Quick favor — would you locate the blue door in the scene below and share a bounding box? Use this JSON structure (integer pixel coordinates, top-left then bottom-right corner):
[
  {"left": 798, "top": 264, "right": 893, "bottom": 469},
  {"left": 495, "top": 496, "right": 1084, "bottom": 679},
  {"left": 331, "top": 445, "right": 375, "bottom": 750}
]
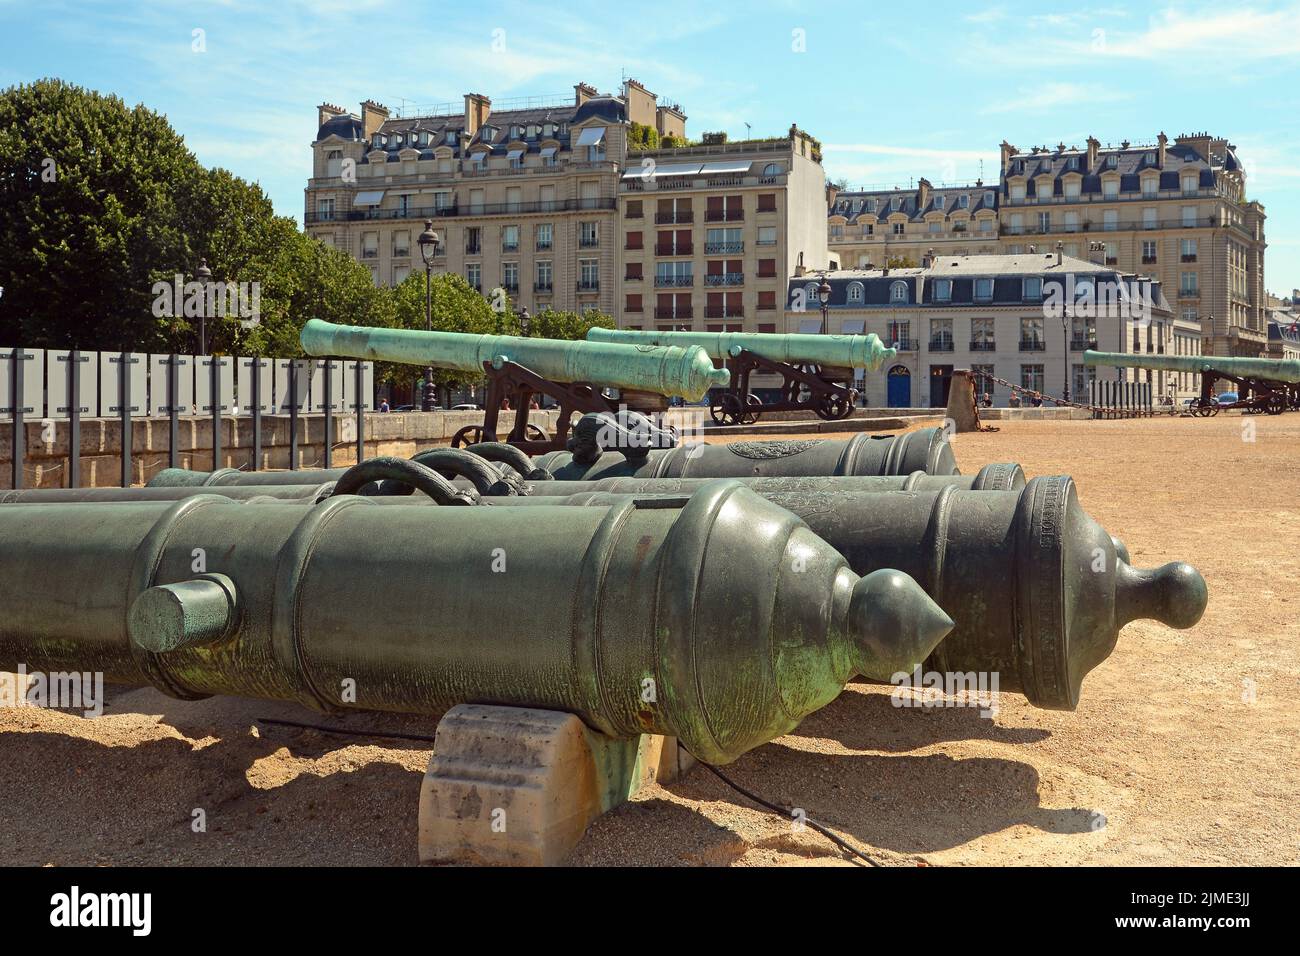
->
[{"left": 887, "top": 366, "right": 911, "bottom": 408}]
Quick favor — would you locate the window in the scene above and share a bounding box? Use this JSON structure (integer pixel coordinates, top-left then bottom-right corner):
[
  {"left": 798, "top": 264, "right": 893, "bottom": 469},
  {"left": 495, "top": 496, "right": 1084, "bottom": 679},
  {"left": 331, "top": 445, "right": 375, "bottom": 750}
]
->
[
  {"left": 392, "top": 264, "right": 410, "bottom": 285},
  {"left": 757, "top": 258, "right": 777, "bottom": 277},
  {"left": 657, "top": 261, "right": 693, "bottom": 287},
  {"left": 984, "top": 191, "right": 995, "bottom": 207},
  {"left": 1143, "top": 177, "right": 1158, "bottom": 198},
  {"left": 1038, "top": 212, "right": 1051, "bottom": 232},
  {"left": 502, "top": 225, "right": 519, "bottom": 252},
  {"left": 866, "top": 199, "right": 878, "bottom": 213},
  {"left": 626, "top": 200, "right": 642, "bottom": 219},
  {"left": 890, "top": 196, "right": 901, "bottom": 212},
  {"left": 502, "top": 262, "right": 519, "bottom": 292},
  {"left": 626, "top": 230, "right": 643, "bottom": 250},
  {"left": 892, "top": 222, "right": 905, "bottom": 235},
  {"left": 1103, "top": 210, "right": 1118, "bottom": 231},
  {"left": 361, "top": 232, "right": 378, "bottom": 259},
  {"left": 1105, "top": 242, "right": 1118, "bottom": 264},
  {"left": 536, "top": 260, "right": 553, "bottom": 291},
  {"left": 971, "top": 318, "right": 995, "bottom": 350},
  {"left": 972, "top": 364, "right": 996, "bottom": 396},
  {"left": 889, "top": 281, "right": 908, "bottom": 303},
  {"left": 1103, "top": 178, "right": 1119, "bottom": 199},
  {"left": 974, "top": 278, "right": 993, "bottom": 302},
  {"left": 466, "top": 262, "right": 481, "bottom": 291},
  {"left": 1023, "top": 277, "right": 1042, "bottom": 301},
  {"left": 539, "top": 185, "right": 556, "bottom": 212},
  {"left": 1106, "top": 155, "right": 1118, "bottom": 168},
  {"left": 762, "top": 162, "right": 782, "bottom": 176},
  {"left": 1143, "top": 207, "right": 1158, "bottom": 230},
  {"left": 1020, "top": 319, "right": 1044, "bottom": 352},
  {"left": 1182, "top": 175, "right": 1198, "bottom": 196},
  {"left": 958, "top": 195, "right": 969, "bottom": 209},
  {"left": 1064, "top": 180, "right": 1081, "bottom": 199},
  {"left": 1009, "top": 214, "right": 1024, "bottom": 234},
  {"left": 928, "top": 221, "right": 941, "bottom": 233},
  {"left": 1181, "top": 238, "right": 1198, "bottom": 262},
  {"left": 393, "top": 230, "right": 410, "bottom": 257},
  {"left": 580, "top": 222, "right": 599, "bottom": 247},
  {"left": 758, "top": 291, "right": 777, "bottom": 310},
  {"left": 933, "top": 279, "right": 952, "bottom": 302},
  {"left": 1180, "top": 271, "right": 1198, "bottom": 294},
  {"left": 847, "top": 281, "right": 864, "bottom": 303},
  {"left": 316, "top": 198, "right": 335, "bottom": 221},
  {"left": 1064, "top": 211, "right": 1080, "bottom": 233},
  {"left": 1010, "top": 183, "right": 1026, "bottom": 201},
  {"left": 863, "top": 223, "right": 874, "bottom": 236},
  {"left": 758, "top": 193, "right": 777, "bottom": 212},
  {"left": 1021, "top": 364, "right": 1045, "bottom": 392},
  {"left": 758, "top": 226, "right": 777, "bottom": 246},
  {"left": 1142, "top": 240, "right": 1157, "bottom": 263},
  {"left": 1066, "top": 157, "right": 1079, "bottom": 170},
  {"left": 930, "top": 317, "right": 953, "bottom": 350},
  {"left": 979, "top": 218, "right": 993, "bottom": 233},
  {"left": 536, "top": 223, "right": 553, "bottom": 251},
  {"left": 934, "top": 196, "right": 945, "bottom": 210},
  {"left": 626, "top": 293, "right": 642, "bottom": 313},
  {"left": 1182, "top": 206, "right": 1197, "bottom": 227},
  {"left": 579, "top": 259, "right": 599, "bottom": 290}
]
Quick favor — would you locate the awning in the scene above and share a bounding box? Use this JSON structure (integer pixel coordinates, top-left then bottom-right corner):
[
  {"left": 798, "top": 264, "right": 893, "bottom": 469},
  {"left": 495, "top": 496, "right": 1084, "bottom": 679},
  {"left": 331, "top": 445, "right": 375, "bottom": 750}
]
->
[
  {"left": 539, "top": 145, "right": 558, "bottom": 158},
  {"left": 698, "top": 160, "right": 752, "bottom": 175},
  {"left": 467, "top": 151, "right": 487, "bottom": 163},
  {"left": 574, "top": 126, "right": 606, "bottom": 147},
  {"left": 798, "top": 319, "right": 823, "bottom": 334},
  {"left": 352, "top": 190, "right": 385, "bottom": 206},
  {"left": 506, "top": 147, "right": 524, "bottom": 160},
  {"left": 841, "top": 320, "right": 866, "bottom": 334}
]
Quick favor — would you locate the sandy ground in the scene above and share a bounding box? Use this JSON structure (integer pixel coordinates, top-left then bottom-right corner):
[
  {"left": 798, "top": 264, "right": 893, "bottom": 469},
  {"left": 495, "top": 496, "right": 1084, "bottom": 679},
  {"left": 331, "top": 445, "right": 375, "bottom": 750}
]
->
[{"left": 1, "top": 415, "right": 1297, "bottom": 866}]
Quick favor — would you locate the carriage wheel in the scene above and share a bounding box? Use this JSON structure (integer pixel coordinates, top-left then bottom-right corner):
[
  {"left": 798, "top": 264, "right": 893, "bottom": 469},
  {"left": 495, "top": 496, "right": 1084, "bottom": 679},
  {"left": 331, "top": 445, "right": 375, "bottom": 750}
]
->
[
  {"left": 525, "top": 423, "right": 550, "bottom": 441},
  {"left": 1192, "top": 399, "right": 1216, "bottom": 418},
  {"left": 741, "top": 394, "right": 763, "bottom": 425},
  {"left": 710, "top": 392, "right": 747, "bottom": 426},
  {"left": 1266, "top": 394, "right": 1287, "bottom": 416},
  {"left": 814, "top": 392, "right": 853, "bottom": 422},
  {"left": 450, "top": 425, "right": 486, "bottom": 447}
]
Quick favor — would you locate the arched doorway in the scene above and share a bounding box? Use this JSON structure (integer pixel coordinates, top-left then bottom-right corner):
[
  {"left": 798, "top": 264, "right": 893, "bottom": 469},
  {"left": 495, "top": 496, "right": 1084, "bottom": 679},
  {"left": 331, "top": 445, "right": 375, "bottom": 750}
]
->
[{"left": 887, "top": 365, "right": 912, "bottom": 408}]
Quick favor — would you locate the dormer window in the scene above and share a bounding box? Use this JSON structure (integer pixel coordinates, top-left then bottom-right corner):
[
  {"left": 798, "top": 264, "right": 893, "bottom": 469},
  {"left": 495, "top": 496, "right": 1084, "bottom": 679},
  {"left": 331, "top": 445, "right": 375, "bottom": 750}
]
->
[
  {"left": 445, "top": 130, "right": 456, "bottom": 145},
  {"left": 934, "top": 196, "right": 945, "bottom": 210},
  {"left": 1107, "top": 155, "right": 1118, "bottom": 168},
  {"left": 933, "top": 279, "right": 952, "bottom": 302},
  {"left": 371, "top": 134, "right": 384, "bottom": 149},
  {"left": 1066, "top": 157, "right": 1078, "bottom": 170},
  {"left": 392, "top": 133, "right": 403, "bottom": 148},
  {"left": 866, "top": 199, "right": 878, "bottom": 213},
  {"left": 890, "top": 280, "right": 908, "bottom": 303},
  {"left": 763, "top": 162, "right": 783, "bottom": 176},
  {"left": 958, "top": 195, "right": 969, "bottom": 209},
  {"left": 846, "top": 281, "right": 864, "bottom": 303},
  {"left": 984, "top": 191, "right": 995, "bottom": 207},
  {"left": 1145, "top": 152, "right": 1155, "bottom": 164},
  {"left": 890, "top": 197, "right": 900, "bottom": 212}
]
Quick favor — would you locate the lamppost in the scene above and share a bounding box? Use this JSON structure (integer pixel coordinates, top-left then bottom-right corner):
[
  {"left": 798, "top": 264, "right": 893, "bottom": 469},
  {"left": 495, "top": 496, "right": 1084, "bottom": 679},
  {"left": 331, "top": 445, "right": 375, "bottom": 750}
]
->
[
  {"left": 1058, "top": 242, "right": 1070, "bottom": 402},
  {"left": 817, "top": 274, "right": 831, "bottom": 334},
  {"left": 195, "top": 258, "right": 212, "bottom": 355},
  {"left": 417, "top": 220, "right": 442, "bottom": 412},
  {"left": 519, "top": 306, "right": 531, "bottom": 337}
]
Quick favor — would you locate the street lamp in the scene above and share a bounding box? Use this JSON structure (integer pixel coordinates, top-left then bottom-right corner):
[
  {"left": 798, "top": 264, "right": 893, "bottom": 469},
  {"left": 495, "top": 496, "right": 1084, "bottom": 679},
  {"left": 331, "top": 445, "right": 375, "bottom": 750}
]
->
[
  {"left": 195, "top": 258, "right": 212, "bottom": 355},
  {"left": 519, "top": 306, "right": 531, "bottom": 337},
  {"left": 1058, "top": 242, "right": 1070, "bottom": 403},
  {"left": 417, "top": 220, "right": 442, "bottom": 411},
  {"left": 817, "top": 275, "right": 832, "bottom": 335}
]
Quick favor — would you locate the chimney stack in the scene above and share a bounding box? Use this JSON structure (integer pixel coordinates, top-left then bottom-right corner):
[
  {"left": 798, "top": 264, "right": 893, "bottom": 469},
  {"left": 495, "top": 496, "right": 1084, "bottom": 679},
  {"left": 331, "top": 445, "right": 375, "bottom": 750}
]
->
[
  {"left": 574, "top": 82, "right": 597, "bottom": 106},
  {"left": 360, "top": 99, "right": 389, "bottom": 139},
  {"left": 1085, "top": 136, "right": 1100, "bottom": 172},
  {"left": 317, "top": 102, "right": 346, "bottom": 129},
  {"left": 999, "top": 141, "right": 1017, "bottom": 175},
  {"left": 1157, "top": 131, "right": 1168, "bottom": 167},
  {"left": 463, "top": 93, "right": 491, "bottom": 139}
]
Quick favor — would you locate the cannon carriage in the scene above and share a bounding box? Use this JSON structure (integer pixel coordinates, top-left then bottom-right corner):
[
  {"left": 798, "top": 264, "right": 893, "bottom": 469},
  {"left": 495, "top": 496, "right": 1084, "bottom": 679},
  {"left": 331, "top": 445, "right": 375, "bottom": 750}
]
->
[{"left": 585, "top": 328, "right": 894, "bottom": 426}]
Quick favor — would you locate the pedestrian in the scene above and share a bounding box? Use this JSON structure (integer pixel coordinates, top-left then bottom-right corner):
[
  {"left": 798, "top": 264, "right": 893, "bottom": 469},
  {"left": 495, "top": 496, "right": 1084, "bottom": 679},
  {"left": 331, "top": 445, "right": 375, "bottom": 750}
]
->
[{"left": 379, "top": 398, "right": 390, "bottom": 413}]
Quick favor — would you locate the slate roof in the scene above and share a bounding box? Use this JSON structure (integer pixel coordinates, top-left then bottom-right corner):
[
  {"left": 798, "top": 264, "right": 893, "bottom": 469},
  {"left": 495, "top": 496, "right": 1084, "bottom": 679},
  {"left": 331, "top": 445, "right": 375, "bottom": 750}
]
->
[{"left": 830, "top": 184, "right": 998, "bottom": 223}]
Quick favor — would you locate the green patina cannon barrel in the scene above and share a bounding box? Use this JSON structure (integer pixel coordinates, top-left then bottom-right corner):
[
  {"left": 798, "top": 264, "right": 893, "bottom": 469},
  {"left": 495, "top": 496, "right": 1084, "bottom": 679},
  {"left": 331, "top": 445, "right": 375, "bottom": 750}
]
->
[
  {"left": 300, "top": 318, "right": 730, "bottom": 401},
  {"left": 1, "top": 483, "right": 337, "bottom": 504},
  {"left": 587, "top": 328, "right": 897, "bottom": 370},
  {"left": 0, "top": 482, "right": 951, "bottom": 764},
  {"left": 533, "top": 427, "right": 958, "bottom": 480},
  {"left": 1084, "top": 349, "right": 1300, "bottom": 383},
  {"left": 430, "top": 476, "right": 1207, "bottom": 710}
]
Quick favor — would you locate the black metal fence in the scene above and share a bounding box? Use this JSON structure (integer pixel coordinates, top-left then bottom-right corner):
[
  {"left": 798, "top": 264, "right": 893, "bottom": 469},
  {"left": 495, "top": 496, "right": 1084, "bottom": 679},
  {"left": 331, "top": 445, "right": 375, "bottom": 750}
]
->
[
  {"left": 1, "top": 348, "right": 374, "bottom": 489},
  {"left": 1088, "top": 378, "right": 1153, "bottom": 419}
]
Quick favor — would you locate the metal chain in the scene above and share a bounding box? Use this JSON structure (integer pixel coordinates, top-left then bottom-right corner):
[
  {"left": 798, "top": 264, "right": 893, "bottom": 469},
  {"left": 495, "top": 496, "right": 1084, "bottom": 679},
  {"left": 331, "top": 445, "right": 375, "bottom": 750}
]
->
[{"left": 975, "top": 372, "right": 1151, "bottom": 417}]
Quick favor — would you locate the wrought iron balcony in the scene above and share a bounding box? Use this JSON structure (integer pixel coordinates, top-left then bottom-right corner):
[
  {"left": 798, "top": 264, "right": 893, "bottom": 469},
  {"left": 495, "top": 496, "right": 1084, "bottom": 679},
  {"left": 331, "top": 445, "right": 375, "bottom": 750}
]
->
[
  {"left": 704, "top": 273, "right": 744, "bottom": 287},
  {"left": 705, "top": 241, "right": 744, "bottom": 255},
  {"left": 654, "top": 244, "right": 693, "bottom": 256},
  {"left": 705, "top": 210, "right": 744, "bottom": 222},
  {"left": 577, "top": 279, "right": 600, "bottom": 292},
  {"left": 1019, "top": 338, "right": 1046, "bottom": 351},
  {"left": 1070, "top": 335, "right": 1098, "bottom": 350},
  {"left": 655, "top": 212, "right": 693, "bottom": 224},
  {"left": 655, "top": 275, "right": 694, "bottom": 288},
  {"left": 892, "top": 338, "right": 918, "bottom": 351},
  {"left": 969, "top": 340, "right": 996, "bottom": 352},
  {"left": 654, "top": 307, "right": 692, "bottom": 319},
  {"left": 928, "top": 338, "right": 954, "bottom": 352}
]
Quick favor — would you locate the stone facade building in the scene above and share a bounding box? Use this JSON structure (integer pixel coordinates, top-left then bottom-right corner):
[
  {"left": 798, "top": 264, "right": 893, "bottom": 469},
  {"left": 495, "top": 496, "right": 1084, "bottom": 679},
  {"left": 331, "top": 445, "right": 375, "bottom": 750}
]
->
[{"left": 827, "top": 132, "right": 1267, "bottom": 360}]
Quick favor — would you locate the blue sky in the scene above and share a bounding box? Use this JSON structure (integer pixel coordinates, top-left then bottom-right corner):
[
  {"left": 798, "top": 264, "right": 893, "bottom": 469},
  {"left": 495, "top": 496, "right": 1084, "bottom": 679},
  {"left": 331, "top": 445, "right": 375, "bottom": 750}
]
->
[{"left": 3, "top": 0, "right": 1299, "bottom": 294}]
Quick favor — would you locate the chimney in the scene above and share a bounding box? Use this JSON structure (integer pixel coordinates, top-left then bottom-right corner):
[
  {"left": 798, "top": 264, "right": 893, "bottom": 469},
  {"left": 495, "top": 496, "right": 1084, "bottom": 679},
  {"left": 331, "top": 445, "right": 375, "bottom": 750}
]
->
[
  {"left": 1085, "top": 136, "right": 1100, "bottom": 173},
  {"left": 360, "top": 99, "right": 389, "bottom": 140},
  {"left": 1157, "top": 131, "right": 1168, "bottom": 167},
  {"left": 317, "top": 102, "right": 346, "bottom": 129},
  {"left": 463, "top": 93, "right": 491, "bottom": 140},
  {"left": 826, "top": 181, "right": 840, "bottom": 209},
  {"left": 999, "top": 141, "right": 1017, "bottom": 175},
  {"left": 574, "top": 82, "right": 597, "bottom": 106},
  {"left": 917, "top": 177, "right": 932, "bottom": 211},
  {"left": 1056, "top": 241, "right": 1063, "bottom": 266},
  {"left": 1177, "top": 131, "right": 1214, "bottom": 164}
]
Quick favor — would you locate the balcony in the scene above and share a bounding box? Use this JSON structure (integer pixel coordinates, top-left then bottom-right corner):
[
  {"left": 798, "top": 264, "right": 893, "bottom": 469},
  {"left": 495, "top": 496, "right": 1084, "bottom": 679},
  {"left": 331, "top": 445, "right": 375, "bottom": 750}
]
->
[
  {"left": 361, "top": 249, "right": 378, "bottom": 259},
  {"left": 392, "top": 247, "right": 410, "bottom": 258},
  {"left": 502, "top": 281, "right": 520, "bottom": 294},
  {"left": 892, "top": 338, "right": 918, "bottom": 351},
  {"left": 655, "top": 275, "right": 694, "bottom": 288},
  {"left": 705, "top": 241, "right": 744, "bottom": 255},
  {"left": 655, "top": 307, "right": 693, "bottom": 319},
  {"left": 704, "top": 272, "right": 744, "bottom": 287},
  {"left": 624, "top": 243, "right": 644, "bottom": 251},
  {"left": 758, "top": 203, "right": 777, "bottom": 214},
  {"left": 655, "top": 212, "right": 693, "bottom": 224},
  {"left": 624, "top": 272, "right": 642, "bottom": 281},
  {"left": 534, "top": 281, "right": 553, "bottom": 293},
  {"left": 502, "top": 242, "right": 519, "bottom": 253},
  {"left": 1181, "top": 254, "right": 1198, "bottom": 263},
  {"left": 705, "top": 210, "right": 744, "bottom": 222},
  {"left": 1070, "top": 335, "right": 1098, "bottom": 350},
  {"left": 704, "top": 306, "right": 745, "bottom": 319},
  {"left": 1179, "top": 288, "right": 1200, "bottom": 299},
  {"left": 625, "top": 209, "right": 643, "bottom": 219},
  {"left": 466, "top": 243, "right": 482, "bottom": 255},
  {"left": 577, "top": 279, "right": 600, "bottom": 292},
  {"left": 654, "top": 243, "right": 693, "bottom": 256},
  {"left": 929, "top": 338, "right": 954, "bottom": 352},
  {"left": 1141, "top": 255, "right": 1157, "bottom": 264},
  {"left": 536, "top": 241, "right": 553, "bottom": 252},
  {"left": 1019, "top": 338, "right": 1046, "bottom": 352},
  {"left": 302, "top": 197, "right": 616, "bottom": 225},
  {"left": 969, "top": 340, "right": 996, "bottom": 352},
  {"left": 579, "top": 237, "right": 599, "bottom": 249}
]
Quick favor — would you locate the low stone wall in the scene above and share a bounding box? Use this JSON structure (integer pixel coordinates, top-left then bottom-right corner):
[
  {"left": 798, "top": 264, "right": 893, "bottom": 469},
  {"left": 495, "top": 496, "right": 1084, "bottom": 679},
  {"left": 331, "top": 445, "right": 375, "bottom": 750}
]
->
[{"left": 0, "top": 410, "right": 560, "bottom": 489}]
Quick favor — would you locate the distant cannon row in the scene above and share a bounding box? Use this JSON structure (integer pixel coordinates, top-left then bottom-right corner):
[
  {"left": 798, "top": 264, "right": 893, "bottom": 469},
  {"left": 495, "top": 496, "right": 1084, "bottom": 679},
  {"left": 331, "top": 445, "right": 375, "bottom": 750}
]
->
[{"left": 1086, "top": 349, "right": 1300, "bottom": 417}]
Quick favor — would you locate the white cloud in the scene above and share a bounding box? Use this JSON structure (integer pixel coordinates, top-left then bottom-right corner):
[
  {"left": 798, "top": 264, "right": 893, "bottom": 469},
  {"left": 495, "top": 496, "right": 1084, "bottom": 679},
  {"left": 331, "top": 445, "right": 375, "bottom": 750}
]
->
[{"left": 980, "top": 82, "right": 1128, "bottom": 115}]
